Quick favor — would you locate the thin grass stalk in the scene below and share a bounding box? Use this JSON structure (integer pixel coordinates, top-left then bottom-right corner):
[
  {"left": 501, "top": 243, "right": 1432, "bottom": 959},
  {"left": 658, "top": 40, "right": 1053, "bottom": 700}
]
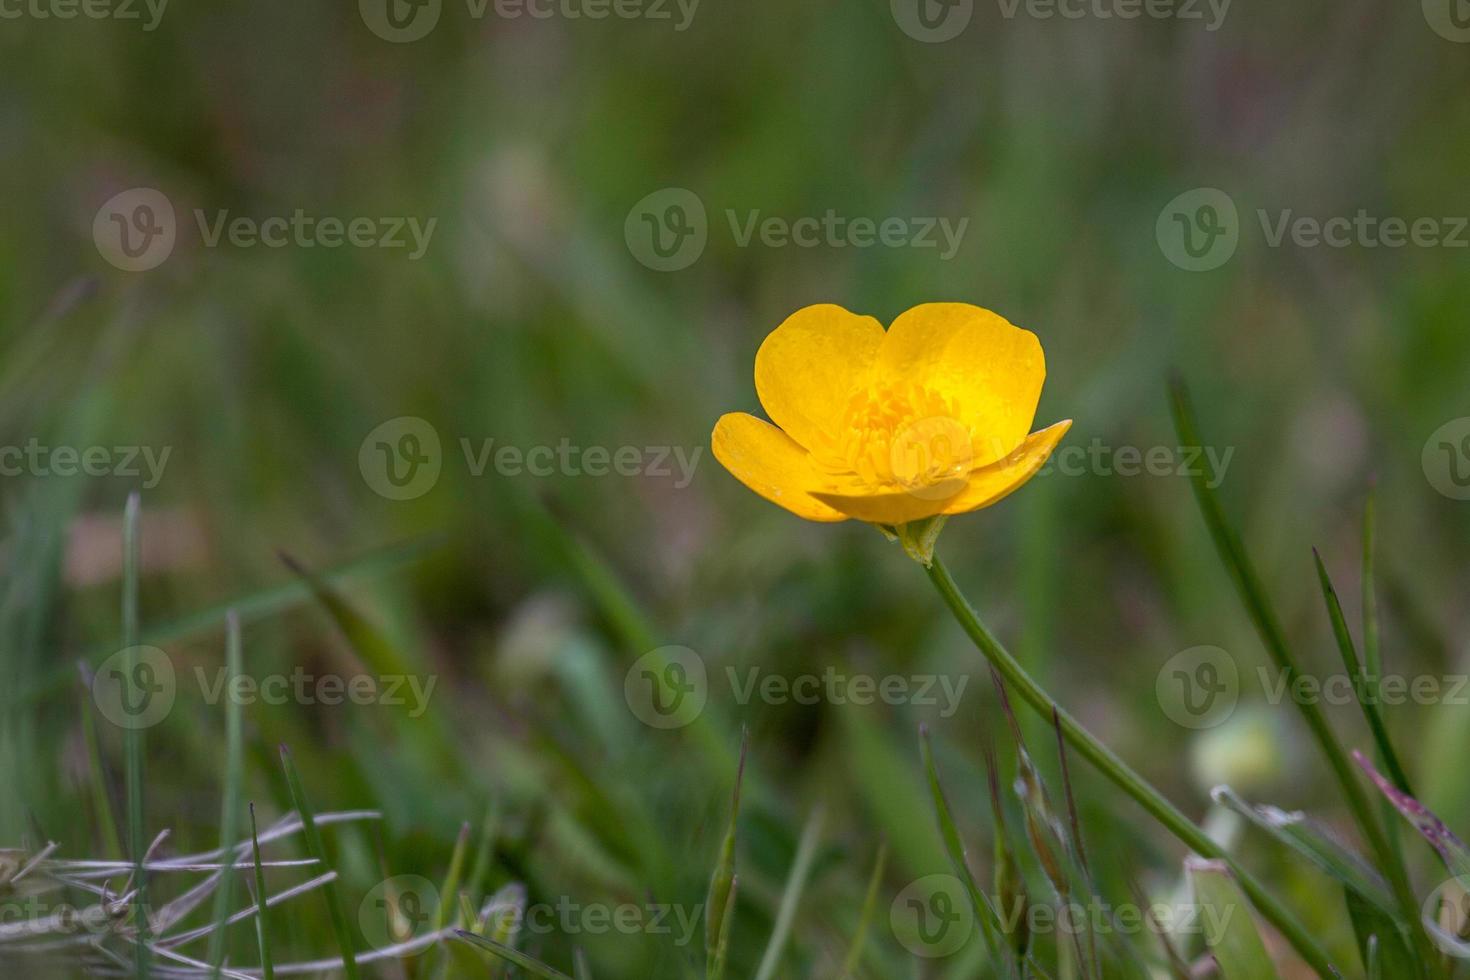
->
[
  {"left": 922, "top": 554, "right": 1335, "bottom": 977},
  {"left": 1169, "top": 382, "right": 1424, "bottom": 965},
  {"left": 248, "top": 804, "right": 274, "bottom": 980},
  {"left": 278, "top": 746, "right": 360, "bottom": 980},
  {"left": 122, "top": 492, "right": 149, "bottom": 979},
  {"left": 208, "top": 611, "right": 245, "bottom": 977}
]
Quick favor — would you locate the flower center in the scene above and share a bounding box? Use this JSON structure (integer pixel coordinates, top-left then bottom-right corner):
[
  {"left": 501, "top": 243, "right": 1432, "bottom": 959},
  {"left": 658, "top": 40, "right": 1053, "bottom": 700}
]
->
[{"left": 816, "top": 385, "right": 975, "bottom": 494}]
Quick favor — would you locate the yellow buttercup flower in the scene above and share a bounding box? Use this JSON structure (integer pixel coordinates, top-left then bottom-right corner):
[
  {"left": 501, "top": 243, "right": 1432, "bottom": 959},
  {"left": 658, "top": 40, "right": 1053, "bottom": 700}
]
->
[{"left": 712, "top": 303, "right": 1071, "bottom": 525}]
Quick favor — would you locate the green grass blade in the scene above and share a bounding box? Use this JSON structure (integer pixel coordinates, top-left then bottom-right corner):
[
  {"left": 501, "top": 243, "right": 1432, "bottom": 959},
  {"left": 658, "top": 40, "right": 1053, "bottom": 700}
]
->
[
  {"left": 1168, "top": 379, "right": 1422, "bottom": 955},
  {"left": 434, "top": 821, "right": 471, "bottom": 932},
  {"left": 529, "top": 497, "right": 734, "bottom": 776},
  {"left": 208, "top": 611, "right": 246, "bottom": 978},
  {"left": 1186, "top": 858, "right": 1280, "bottom": 980},
  {"left": 278, "top": 552, "right": 418, "bottom": 679},
  {"left": 983, "top": 738, "right": 1030, "bottom": 962},
  {"left": 77, "top": 665, "right": 123, "bottom": 860},
  {"left": 840, "top": 842, "right": 886, "bottom": 979},
  {"left": 465, "top": 803, "right": 501, "bottom": 903},
  {"left": 708, "top": 875, "right": 738, "bottom": 980},
  {"left": 1346, "top": 889, "right": 1415, "bottom": 979},
  {"left": 1356, "top": 751, "right": 1470, "bottom": 879},
  {"left": 1363, "top": 488, "right": 1411, "bottom": 883},
  {"left": 919, "top": 725, "right": 1005, "bottom": 966},
  {"left": 1211, "top": 786, "right": 1395, "bottom": 916},
  {"left": 454, "top": 929, "right": 574, "bottom": 979},
  {"left": 1362, "top": 487, "right": 1383, "bottom": 685},
  {"left": 752, "top": 805, "right": 824, "bottom": 980},
  {"left": 122, "top": 491, "right": 150, "bottom": 979},
  {"left": 705, "top": 729, "right": 747, "bottom": 980},
  {"left": 278, "top": 744, "right": 360, "bottom": 980},
  {"left": 994, "top": 682, "right": 1088, "bottom": 978},
  {"left": 1312, "top": 550, "right": 1413, "bottom": 795},
  {"left": 1051, "top": 707, "right": 1099, "bottom": 979},
  {"left": 14, "top": 534, "right": 442, "bottom": 708},
  {"left": 923, "top": 554, "right": 1336, "bottom": 976},
  {"left": 248, "top": 803, "right": 274, "bottom": 980}
]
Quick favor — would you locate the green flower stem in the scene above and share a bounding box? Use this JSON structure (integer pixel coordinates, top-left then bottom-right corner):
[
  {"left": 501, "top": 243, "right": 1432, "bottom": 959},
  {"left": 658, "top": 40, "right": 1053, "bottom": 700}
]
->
[{"left": 923, "top": 554, "right": 1336, "bottom": 978}]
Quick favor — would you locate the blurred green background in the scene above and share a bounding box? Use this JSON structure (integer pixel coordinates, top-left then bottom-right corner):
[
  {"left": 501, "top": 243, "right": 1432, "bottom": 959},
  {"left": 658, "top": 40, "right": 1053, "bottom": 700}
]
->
[{"left": 3, "top": 0, "right": 1470, "bottom": 976}]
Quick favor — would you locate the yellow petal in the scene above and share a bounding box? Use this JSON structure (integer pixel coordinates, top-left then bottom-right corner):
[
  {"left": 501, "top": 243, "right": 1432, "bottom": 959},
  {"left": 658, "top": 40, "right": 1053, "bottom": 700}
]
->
[
  {"left": 711, "top": 413, "right": 850, "bottom": 522},
  {"left": 810, "top": 420, "right": 1071, "bottom": 525},
  {"left": 755, "top": 304, "right": 885, "bottom": 454},
  {"left": 940, "top": 418, "right": 1072, "bottom": 515},
  {"left": 875, "top": 303, "right": 1045, "bottom": 467}
]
